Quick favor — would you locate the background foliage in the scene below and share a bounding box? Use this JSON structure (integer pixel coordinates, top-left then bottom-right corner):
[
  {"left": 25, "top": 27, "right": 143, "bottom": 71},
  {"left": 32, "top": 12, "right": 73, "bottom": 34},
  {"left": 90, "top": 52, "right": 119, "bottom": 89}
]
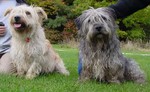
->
[{"left": 27, "top": 0, "right": 150, "bottom": 43}]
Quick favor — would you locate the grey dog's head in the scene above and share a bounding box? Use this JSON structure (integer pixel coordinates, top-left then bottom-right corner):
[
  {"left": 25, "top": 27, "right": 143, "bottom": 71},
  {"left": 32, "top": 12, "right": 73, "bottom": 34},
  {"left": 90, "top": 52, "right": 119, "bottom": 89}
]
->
[{"left": 75, "top": 7, "right": 116, "bottom": 42}]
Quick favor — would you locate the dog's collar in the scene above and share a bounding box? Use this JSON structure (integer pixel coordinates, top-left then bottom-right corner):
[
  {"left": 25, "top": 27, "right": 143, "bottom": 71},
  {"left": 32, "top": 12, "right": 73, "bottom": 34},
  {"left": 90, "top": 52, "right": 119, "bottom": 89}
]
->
[{"left": 25, "top": 37, "right": 30, "bottom": 43}]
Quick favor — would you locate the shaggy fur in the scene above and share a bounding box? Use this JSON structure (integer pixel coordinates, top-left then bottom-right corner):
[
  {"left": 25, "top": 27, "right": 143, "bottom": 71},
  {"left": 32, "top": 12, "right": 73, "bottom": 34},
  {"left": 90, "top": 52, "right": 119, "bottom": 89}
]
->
[
  {"left": 75, "top": 7, "right": 145, "bottom": 84},
  {"left": 4, "top": 5, "right": 69, "bottom": 79}
]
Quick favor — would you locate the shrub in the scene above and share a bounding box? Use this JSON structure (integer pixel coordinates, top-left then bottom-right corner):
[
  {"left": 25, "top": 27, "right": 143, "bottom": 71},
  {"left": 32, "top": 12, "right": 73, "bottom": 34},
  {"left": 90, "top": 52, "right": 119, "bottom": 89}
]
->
[
  {"left": 127, "top": 28, "right": 146, "bottom": 40},
  {"left": 26, "top": 0, "right": 150, "bottom": 43},
  {"left": 44, "top": 16, "right": 67, "bottom": 30},
  {"left": 63, "top": 20, "right": 78, "bottom": 41},
  {"left": 45, "top": 29, "right": 63, "bottom": 44},
  {"left": 117, "top": 29, "right": 128, "bottom": 41}
]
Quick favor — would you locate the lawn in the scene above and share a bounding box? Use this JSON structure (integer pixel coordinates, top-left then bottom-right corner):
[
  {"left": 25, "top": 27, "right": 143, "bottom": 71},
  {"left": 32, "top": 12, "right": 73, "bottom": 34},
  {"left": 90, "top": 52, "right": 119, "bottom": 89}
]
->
[{"left": 0, "top": 44, "right": 150, "bottom": 92}]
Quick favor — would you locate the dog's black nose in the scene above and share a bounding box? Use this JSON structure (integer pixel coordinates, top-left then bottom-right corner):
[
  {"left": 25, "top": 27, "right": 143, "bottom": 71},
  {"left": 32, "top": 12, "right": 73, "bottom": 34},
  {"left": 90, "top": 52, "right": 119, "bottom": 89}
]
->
[
  {"left": 95, "top": 25, "right": 103, "bottom": 32},
  {"left": 14, "top": 16, "right": 21, "bottom": 22},
  {"left": 95, "top": 26, "right": 102, "bottom": 31}
]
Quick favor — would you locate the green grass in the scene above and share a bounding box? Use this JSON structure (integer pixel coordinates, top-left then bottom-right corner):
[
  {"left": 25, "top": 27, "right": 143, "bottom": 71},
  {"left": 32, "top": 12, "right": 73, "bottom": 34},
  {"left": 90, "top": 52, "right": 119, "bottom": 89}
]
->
[{"left": 0, "top": 44, "right": 150, "bottom": 92}]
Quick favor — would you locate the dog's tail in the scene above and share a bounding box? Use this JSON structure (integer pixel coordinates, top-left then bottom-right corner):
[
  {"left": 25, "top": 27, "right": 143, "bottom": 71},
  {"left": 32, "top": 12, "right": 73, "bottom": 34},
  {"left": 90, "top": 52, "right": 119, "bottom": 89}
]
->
[{"left": 124, "top": 58, "right": 146, "bottom": 84}]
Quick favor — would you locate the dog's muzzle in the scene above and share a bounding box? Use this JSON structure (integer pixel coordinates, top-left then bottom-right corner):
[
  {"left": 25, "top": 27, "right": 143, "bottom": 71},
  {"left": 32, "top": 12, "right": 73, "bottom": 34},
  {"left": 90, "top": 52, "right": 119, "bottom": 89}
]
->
[
  {"left": 93, "top": 24, "right": 104, "bottom": 36},
  {"left": 12, "top": 16, "right": 27, "bottom": 30},
  {"left": 94, "top": 24, "right": 103, "bottom": 33},
  {"left": 90, "top": 23, "right": 109, "bottom": 40}
]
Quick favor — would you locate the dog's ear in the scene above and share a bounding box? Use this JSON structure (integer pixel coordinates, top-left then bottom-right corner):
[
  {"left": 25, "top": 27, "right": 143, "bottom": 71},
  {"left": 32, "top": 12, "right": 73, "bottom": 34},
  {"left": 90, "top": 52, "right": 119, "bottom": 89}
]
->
[
  {"left": 74, "top": 11, "right": 88, "bottom": 30},
  {"left": 34, "top": 7, "right": 47, "bottom": 23},
  {"left": 4, "top": 8, "right": 12, "bottom": 16},
  {"left": 74, "top": 17, "right": 82, "bottom": 30}
]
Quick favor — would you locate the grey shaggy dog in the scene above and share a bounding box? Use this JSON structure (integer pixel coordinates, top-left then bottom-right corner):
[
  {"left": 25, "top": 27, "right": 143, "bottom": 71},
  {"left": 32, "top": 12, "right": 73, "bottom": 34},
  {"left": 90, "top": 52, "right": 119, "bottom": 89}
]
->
[{"left": 75, "top": 7, "right": 145, "bottom": 84}]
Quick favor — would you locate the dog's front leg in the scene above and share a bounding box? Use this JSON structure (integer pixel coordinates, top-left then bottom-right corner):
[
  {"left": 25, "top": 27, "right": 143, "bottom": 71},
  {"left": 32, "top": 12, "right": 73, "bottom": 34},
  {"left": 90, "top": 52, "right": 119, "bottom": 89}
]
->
[
  {"left": 79, "top": 66, "right": 92, "bottom": 82},
  {"left": 17, "top": 67, "right": 26, "bottom": 77},
  {"left": 13, "top": 62, "right": 26, "bottom": 77},
  {"left": 55, "top": 59, "right": 70, "bottom": 75},
  {"left": 26, "top": 62, "right": 42, "bottom": 79}
]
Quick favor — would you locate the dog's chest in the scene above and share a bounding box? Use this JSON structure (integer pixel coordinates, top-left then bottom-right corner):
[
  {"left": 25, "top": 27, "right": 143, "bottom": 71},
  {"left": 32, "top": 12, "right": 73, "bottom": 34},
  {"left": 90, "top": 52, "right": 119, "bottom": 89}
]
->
[
  {"left": 82, "top": 45, "right": 114, "bottom": 67},
  {"left": 11, "top": 41, "right": 44, "bottom": 63}
]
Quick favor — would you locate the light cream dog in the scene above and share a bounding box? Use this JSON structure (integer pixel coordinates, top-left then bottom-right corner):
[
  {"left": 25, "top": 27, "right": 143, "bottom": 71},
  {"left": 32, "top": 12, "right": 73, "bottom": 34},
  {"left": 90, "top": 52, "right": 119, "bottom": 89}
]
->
[{"left": 3, "top": 5, "right": 69, "bottom": 79}]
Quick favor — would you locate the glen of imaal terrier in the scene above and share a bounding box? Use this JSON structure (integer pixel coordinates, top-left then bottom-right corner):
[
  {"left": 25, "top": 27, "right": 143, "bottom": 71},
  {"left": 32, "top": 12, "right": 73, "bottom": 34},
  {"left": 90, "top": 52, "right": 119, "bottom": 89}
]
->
[
  {"left": 75, "top": 7, "right": 145, "bottom": 84},
  {"left": 4, "top": 5, "right": 69, "bottom": 79}
]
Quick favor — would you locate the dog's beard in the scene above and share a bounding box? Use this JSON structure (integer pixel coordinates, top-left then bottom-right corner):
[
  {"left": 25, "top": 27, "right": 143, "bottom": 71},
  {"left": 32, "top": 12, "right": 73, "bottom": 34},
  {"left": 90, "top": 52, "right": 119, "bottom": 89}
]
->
[
  {"left": 86, "top": 25, "right": 110, "bottom": 42},
  {"left": 11, "top": 21, "right": 31, "bottom": 33}
]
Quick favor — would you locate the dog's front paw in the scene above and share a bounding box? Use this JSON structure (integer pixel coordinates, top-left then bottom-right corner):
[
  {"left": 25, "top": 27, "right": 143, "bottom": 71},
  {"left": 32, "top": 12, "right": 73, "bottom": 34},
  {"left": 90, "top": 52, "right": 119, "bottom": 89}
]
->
[
  {"left": 78, "top": 76, "right": 91, "bottom": 83},
  {"left": 63, "top": 70, "right": 70, "bottom": 76},
  {"left": 58, "top": 69, "right": 70, "bottom": 76},
  {"left": 16, "top": 71, "right": 25, "bottom": 77},
  {"left": 26, "top": 73, "right": 37, "bottom": 79},
  {"left": 108, "top": 80, "right": 121, "bottom": 84}
]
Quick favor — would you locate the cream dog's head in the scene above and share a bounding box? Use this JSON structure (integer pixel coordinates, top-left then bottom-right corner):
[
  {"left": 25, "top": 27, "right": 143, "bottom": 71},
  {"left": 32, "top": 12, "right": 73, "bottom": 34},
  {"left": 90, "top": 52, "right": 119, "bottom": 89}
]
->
[{"left": 5, "top": 5, "right": 47, "bottom": 34}]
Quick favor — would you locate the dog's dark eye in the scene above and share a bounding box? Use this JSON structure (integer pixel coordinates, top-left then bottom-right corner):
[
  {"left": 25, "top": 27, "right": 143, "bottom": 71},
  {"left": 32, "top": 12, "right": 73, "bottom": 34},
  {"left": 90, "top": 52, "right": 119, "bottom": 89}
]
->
[
  {"left": 101, "top": 15, "right": 107, "bottom": 21},
  {"left": 88, "top": 19, "right": 91, "bottom": 23},
  {"left": 26, "top": 11, "right": 31, "bottom": 15}
]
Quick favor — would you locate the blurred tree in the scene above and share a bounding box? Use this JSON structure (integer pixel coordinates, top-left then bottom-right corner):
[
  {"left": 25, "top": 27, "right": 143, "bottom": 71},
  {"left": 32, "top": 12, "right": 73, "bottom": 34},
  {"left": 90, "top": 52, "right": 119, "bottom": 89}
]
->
[
  {"left": 62, "top": 0, "right": 74, "bottom": 5},
  {"left": 26, "top": 0, "right": 150, "bottom": 43},
  {"left": 27, "top": 0, "right": 71, "bottom": 30}
]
